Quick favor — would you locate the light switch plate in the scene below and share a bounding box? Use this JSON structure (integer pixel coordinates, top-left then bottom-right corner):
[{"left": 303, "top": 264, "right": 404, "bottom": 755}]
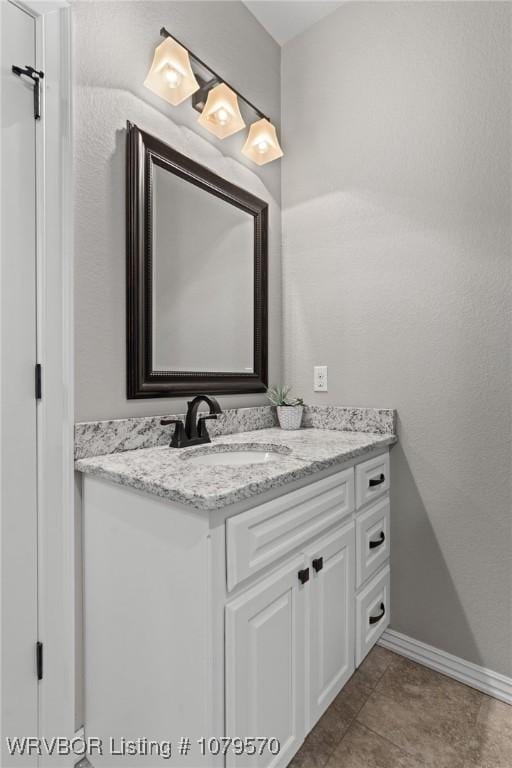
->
[{"left": 314, "top": 365, "right": 328, "bottom": 392}]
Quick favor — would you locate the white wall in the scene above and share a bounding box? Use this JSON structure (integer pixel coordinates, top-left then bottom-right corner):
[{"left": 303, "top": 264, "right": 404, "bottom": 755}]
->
[
  {"left": 74, "top": 0, "right": 281, "bottom": 421},
  {"left": 282, "top": 1, "right": 512, "bottom": 676}
]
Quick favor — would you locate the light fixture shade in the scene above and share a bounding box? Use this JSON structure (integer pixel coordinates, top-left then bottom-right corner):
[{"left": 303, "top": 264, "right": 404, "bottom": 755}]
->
[
  {"left": 241, "top": 118, "right": 283, "bottom": 165},
  {"left": 144, "top": 37, "right": 199, "bottom": 106},
  {"left": 197, "top": 83, "right": 246, "bottom": 139}
]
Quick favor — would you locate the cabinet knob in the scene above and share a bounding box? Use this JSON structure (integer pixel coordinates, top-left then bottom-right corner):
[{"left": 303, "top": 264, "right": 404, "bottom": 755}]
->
[
  {"left": 369, "top": 473, "right": 385, "bottom": 488},
  {"left": 369, "top": 602, "right": 386, "bottom": 625},
  {"left": 312, "top": 557, "right": 323, "bottom": 573},
  {"left": 298, "top": 568, "right": 310, "bottom": 585},
  {"left": 369, "top": 531, "right": 385, "bottom": 550}
]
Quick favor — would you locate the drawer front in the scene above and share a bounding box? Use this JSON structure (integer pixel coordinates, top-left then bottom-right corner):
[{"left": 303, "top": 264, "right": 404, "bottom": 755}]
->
[
  {"left": 355, "top": 564, "right": 390, "bottom": 666},
  {"left": 356, "top": 497, "right": 390, "bottom": 588},
  {"left": 226, "top": 469, "right": 354, "bottom": 591},
  {"left": 355, "top": 452, "right": 390, "bottom": 508}
]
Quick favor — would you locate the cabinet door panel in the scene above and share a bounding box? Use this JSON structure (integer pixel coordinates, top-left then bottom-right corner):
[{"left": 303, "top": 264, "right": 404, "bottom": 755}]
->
[
  {"left": 225, "top": 556, "right": 306, "bottom": 768},
  {"left": 307, "top": 523, "right": 355, "bottom": 727}
]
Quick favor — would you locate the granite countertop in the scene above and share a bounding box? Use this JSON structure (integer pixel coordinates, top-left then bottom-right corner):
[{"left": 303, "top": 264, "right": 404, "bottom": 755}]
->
[{"left": 75, "top": 426, "right": 396, "bottom": 511}]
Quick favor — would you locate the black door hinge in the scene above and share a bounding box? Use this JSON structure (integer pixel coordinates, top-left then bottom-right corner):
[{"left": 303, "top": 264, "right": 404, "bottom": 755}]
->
[
  {"left": 35, "top": 363, "right": 42, "bottom": 400},
  {"left": 36, "top": 642, "right": 43, "bottom": 681},
  {"left": 12, "top": 65, "right": 44, "bottom": 120}
]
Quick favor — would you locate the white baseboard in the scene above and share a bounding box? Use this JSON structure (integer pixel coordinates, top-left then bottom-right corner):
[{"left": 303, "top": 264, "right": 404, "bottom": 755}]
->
[{"left": 378, "top": 629, "right": 512, "bottom": 705}]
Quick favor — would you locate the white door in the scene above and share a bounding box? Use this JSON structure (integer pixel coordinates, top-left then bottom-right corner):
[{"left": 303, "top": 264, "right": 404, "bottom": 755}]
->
[
  {"left": 225, "top": 556, "right": 307, "bottom": 768},
  {"left": 306, "top": 523, "right": 355, "bottom": 728},
  {"left": 1, "top": 2, "right": 39, "bottom": 764}
]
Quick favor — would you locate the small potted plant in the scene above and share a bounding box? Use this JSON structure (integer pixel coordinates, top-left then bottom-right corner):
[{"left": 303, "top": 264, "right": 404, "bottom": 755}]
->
[{"left": 266, "top": 386, "right": 304, "bottom": 430}]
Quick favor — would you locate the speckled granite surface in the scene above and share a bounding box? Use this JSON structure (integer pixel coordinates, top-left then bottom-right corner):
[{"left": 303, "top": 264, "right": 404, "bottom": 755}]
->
[
  {"left": 302, "top": 406, "right": 395, "bottom": 434},
  {"left": 74, "top": 406, "right": 277, "bottom": 460},
  {"left": 74, "top": 405, "right": 395, "bottom": 460},
  {"left": 75, "top": 427, "right": 396, "bottom": 511}
]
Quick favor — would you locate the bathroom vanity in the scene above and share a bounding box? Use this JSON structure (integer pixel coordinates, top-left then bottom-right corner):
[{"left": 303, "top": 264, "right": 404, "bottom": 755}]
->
[{"left": 77, "top": 423, "right": 394, "bottom": 767}]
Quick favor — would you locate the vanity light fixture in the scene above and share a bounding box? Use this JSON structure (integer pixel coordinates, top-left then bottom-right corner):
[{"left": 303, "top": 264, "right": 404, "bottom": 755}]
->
[
  {"left": 242, "top": 118, "right": 284, "bottom": 166},
  {"left": 144, "top": 36, "right": 199, "bottom": 106},
  {"left": 144, "top": 27, "right": 284, "bottom": 164},
  {"left": 197, "top": 83, "right": 245, "bottom": 139}
]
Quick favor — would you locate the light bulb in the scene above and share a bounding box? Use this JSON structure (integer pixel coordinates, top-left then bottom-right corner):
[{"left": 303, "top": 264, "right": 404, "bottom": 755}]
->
[
  {"left": 144, "top": 37, "right": 199, "bottom": 106},
  {"left": 164, "top": 65, "right": 182, "bottom": 89},
  {"left": 213, "top": 107, "right": 230, "bottom": 126},
  {"left": 197, "top": 83, "right": 245, "bottom": 139},
  {"left": 241, "top": 118, "right": 283, "bottom": 165}
]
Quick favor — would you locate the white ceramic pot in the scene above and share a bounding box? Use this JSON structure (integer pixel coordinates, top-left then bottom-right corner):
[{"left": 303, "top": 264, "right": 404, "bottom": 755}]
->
[{"left": 277, "top": 405, "right": 303, "bottom": 430}]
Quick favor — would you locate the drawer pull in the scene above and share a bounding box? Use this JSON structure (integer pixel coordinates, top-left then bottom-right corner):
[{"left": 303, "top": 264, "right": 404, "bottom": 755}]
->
[
  {"left": 312, "top": 557, "right": 323, "bottom": 573},
  {"left": 369, "top": 531, "right": 385, "bottom": 550},
  {"left": 369, "top": 473, "right": 385, "bottom": 488},
  {"left": 298, "top": 568, "right": 310, "bottom": 585},
  {"left": 369, "top": 602, "right": 386, "bottom": 625}
]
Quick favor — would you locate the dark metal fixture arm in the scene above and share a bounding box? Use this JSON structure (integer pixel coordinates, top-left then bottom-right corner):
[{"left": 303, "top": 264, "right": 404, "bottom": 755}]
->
[
  {"left": 160, "top": 395, "right": 222, "bottom": 448},
  {"left": 159, "top": 27, "right": 270, "bottom": 122},
  {"left": 185, "top": 395, "right": 222, "bottom": 440}
]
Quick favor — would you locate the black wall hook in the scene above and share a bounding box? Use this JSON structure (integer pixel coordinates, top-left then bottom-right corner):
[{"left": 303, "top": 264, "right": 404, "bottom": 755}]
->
[{"left": 12, "top": 65, "right": 45, "bottom": 119}]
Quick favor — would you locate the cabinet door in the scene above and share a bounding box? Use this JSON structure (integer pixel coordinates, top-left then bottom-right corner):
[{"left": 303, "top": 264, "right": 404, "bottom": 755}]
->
[
  {"left": 306, "top": 522, "right": 355, "bottom": 728},
  {"left": 225, "top": 556, "right": 307, "bottom": 768}
]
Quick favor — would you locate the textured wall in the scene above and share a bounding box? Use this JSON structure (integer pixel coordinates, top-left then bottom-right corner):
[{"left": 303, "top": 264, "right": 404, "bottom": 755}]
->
[
  {"left": 72, "top": 0, "right": 281, "bottom": 726},
  {"left": 74, "top": 1, "right": 281, "bottom": 421},
  {"left": 282, "top": 1, "right": 512, "bottom": 675}
]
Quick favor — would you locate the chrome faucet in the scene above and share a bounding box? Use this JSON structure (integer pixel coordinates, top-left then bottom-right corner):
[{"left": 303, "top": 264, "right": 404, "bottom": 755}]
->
[{"left": 161, "top": 395, "right": 222, "bottom": 449}]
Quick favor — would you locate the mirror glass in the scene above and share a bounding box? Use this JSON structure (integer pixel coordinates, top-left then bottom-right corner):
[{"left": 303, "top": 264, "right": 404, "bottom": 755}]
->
[{"left": 152, "top": 166, "right": 254, "bottom": 373}]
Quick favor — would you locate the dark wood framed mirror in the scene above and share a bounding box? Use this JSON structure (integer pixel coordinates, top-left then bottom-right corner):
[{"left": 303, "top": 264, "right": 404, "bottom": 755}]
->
[{"left": 126, "top": 122, "right": 268, "bottom": 398}]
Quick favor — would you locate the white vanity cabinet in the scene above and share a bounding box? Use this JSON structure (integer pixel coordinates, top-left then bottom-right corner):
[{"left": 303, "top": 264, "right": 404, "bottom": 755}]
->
[{"left": 82, "top": 448, "right": 391, "bottom": 768}]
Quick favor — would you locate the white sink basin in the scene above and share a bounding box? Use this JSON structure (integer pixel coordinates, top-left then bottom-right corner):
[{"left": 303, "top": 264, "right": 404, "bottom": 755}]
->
[{"left": 184, "top": 448, "right": 289, "bottom": 467}]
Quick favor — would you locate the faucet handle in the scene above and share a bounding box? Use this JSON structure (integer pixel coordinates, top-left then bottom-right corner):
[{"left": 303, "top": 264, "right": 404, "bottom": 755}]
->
[
  {"left": 197, "top": 413, "right": 218, "bottom": 439},
  {"left": 160, "top": 418, "right": 186, "bottom": 448}
]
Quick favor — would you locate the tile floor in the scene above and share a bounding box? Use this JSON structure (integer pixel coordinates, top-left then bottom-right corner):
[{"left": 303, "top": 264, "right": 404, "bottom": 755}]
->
[{"left": 289, "top": 646, "right": 512, "bottom": 768}]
